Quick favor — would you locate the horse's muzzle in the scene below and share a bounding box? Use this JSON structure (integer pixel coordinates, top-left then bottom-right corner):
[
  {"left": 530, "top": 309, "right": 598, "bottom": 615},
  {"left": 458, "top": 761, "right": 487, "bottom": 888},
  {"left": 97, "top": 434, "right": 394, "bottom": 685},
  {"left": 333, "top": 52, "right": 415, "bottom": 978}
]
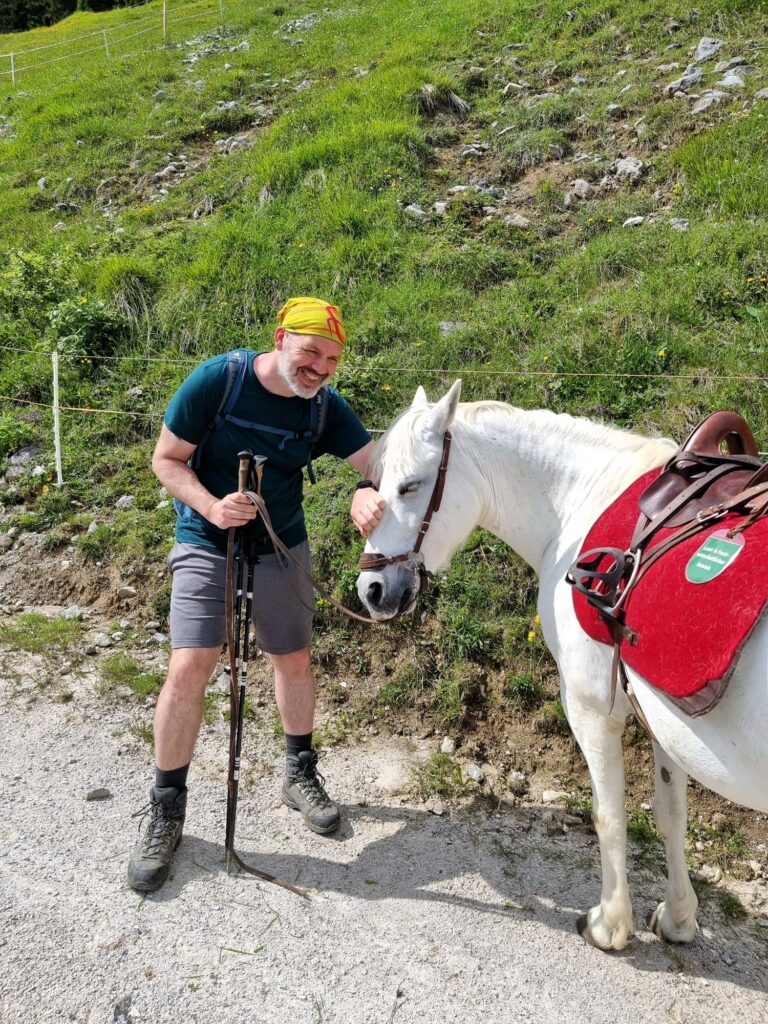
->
[{"left": 357, "top": 562, "right": 421, "bottom": 620}]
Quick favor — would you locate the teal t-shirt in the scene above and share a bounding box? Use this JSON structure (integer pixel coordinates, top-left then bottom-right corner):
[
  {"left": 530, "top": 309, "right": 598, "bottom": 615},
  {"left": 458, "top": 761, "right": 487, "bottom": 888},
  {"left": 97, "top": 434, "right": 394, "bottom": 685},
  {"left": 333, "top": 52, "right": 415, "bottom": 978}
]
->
[{"left": 164, "top": 350, "right": 371, "bottom": 554}]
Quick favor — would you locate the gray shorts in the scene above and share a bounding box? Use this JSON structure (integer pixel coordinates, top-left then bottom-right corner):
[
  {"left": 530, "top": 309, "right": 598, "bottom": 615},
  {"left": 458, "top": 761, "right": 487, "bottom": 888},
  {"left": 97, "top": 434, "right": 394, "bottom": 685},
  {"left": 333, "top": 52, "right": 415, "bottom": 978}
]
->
[{"left": 168, "top": 540, "right": 315, "bottom": 655}]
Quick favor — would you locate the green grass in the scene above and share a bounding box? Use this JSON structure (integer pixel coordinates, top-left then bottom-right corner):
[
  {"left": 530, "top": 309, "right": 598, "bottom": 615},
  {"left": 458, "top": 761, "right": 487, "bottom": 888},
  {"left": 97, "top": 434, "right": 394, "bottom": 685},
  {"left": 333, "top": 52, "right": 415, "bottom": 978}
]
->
[
  {"left": 411, "top": 751, "right": 467, "bottom": 800},
  {"left": 0, "top": 612, "right": 83, "bottom": 654},
  {"left": 99, "top": 651, "right": 164, "bottom": 699},
  {"left": 0, "top": 0, "right": 767, "bottom": 735}
]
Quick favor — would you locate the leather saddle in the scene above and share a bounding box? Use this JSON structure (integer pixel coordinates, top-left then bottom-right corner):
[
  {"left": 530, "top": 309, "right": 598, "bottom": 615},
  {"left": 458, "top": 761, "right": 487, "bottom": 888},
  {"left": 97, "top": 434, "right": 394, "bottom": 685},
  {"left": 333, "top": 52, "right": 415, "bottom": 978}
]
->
[{"left": 638, "top": 412, "right": 767, "bottom": 528}]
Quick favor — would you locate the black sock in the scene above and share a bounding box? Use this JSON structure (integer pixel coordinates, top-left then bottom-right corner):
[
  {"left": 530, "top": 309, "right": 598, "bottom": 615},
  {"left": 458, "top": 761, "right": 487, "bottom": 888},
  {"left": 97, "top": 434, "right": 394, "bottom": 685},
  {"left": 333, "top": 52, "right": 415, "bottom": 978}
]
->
[
  {"left": 285, "top": 733, "right": 313, "bottom": 760},
  {"left": 154, "top": 763, "right": 190, "bottom": 794}
]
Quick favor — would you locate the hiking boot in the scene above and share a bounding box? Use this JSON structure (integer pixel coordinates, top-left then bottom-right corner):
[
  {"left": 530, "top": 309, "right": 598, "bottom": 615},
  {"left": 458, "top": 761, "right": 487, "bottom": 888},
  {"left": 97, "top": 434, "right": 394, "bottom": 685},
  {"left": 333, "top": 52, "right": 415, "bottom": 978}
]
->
[
  {"left": 282, "top": 750, "right": 340, "bottom": 835},
  {"left": 127, "top": 786, "right": 187, "bottom": 892}
]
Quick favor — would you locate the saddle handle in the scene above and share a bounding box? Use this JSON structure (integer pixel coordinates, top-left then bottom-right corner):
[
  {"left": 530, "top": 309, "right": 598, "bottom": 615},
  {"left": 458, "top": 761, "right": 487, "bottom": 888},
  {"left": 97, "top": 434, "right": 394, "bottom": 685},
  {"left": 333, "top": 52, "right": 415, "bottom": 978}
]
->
[{"left": 683, "top": 411, "right": 758, "bottom": 458}]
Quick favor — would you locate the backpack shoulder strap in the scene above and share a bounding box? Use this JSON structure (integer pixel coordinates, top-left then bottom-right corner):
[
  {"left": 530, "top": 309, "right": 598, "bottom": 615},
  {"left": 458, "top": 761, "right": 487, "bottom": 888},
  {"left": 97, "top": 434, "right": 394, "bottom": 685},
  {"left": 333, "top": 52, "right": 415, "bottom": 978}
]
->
[
  {"left": 191, "top": 349, "right": 250, "bottom": 469},
  {"left": 305, "top": 386, "right": 330, "bottom": 484}
]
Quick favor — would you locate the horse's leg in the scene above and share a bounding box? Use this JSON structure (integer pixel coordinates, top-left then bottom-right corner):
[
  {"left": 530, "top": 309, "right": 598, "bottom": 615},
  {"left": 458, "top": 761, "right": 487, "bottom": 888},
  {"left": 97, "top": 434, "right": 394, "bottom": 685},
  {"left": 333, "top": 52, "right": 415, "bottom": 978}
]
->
[
  {"left": 648, "top": 743, "right": 698, "bottom": 943},
  {"left": 566, "top": 696, "right": 634, "bottom": 951}
]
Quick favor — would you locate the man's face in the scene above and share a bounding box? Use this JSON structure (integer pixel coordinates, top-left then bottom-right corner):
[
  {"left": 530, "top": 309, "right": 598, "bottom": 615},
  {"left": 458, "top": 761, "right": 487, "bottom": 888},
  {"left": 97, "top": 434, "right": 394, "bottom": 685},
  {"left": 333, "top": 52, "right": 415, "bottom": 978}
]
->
[{"left": 275, "top": 331, "right": 342, "bottom": 398}]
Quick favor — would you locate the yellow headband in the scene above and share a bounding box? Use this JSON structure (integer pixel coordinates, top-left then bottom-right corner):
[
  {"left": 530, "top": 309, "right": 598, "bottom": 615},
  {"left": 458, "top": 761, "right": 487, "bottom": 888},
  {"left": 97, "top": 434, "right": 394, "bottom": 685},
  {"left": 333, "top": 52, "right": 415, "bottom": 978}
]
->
[{"left": 277, "top": 296, "right": 347, "bottom": 347}]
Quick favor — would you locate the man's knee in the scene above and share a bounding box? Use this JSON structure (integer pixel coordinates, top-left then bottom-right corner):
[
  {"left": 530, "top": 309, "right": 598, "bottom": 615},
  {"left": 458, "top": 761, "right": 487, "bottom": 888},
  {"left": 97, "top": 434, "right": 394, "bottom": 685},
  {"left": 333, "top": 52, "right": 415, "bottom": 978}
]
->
[
  {"left": 165, "top": 647, "right": 222, "bottom": 691},
  {"left": 268, "top": 647, "right": 312, "bottom": 678}
]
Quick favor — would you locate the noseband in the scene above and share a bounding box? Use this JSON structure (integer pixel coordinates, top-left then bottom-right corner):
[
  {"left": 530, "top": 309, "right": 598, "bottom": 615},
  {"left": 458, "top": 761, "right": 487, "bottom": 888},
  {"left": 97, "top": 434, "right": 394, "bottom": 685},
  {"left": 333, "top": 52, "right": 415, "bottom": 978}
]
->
[{"left": 358, "top": 431, "right": 452, "bottom": 593}]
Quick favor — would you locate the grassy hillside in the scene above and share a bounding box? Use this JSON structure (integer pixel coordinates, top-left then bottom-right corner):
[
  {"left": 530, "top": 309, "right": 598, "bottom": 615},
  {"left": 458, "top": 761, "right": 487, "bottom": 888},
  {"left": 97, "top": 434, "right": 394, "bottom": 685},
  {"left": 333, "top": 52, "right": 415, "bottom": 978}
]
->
[{"left": 1, "top": 0, "right": 767, "bottom": 740}]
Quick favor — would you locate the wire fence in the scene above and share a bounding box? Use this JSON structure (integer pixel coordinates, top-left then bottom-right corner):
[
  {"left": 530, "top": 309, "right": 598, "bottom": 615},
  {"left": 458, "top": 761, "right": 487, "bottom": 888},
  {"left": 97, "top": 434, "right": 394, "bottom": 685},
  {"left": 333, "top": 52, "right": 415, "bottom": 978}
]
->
[
  {"left": 0, "top": 0, "right": 249, "bottom": 85},
  {"left": 1, "top": 342, "right": 767, "bottom": 483}
]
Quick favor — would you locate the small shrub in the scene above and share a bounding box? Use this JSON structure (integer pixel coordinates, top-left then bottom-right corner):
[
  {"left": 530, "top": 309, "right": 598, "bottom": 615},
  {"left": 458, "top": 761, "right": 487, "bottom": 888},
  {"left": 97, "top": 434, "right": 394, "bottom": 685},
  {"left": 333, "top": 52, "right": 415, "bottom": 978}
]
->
[
  {"left": 75, "top": 524, "right": 118, "bottom": 559},
  {"left": 411, "top": 752, "right": 467, "bottom": 799}
]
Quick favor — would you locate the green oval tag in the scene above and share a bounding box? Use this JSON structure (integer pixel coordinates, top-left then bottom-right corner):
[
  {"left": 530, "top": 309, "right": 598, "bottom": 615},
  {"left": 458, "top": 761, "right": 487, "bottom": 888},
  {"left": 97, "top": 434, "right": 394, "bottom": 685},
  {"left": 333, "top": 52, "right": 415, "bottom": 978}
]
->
[{"left": 685, "top": 529, "right": 744, "bottom": 585}]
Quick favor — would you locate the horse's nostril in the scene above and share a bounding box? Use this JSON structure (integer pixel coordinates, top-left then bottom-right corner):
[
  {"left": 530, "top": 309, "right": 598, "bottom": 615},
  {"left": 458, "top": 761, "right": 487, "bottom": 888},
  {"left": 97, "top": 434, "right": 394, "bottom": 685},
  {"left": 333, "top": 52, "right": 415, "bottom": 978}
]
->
[
  {"left": 366, "top": 581, "right": 383, "bottom": 607},
  {"left": 397, "top": 587, "right": 413, "bottom": 615}
]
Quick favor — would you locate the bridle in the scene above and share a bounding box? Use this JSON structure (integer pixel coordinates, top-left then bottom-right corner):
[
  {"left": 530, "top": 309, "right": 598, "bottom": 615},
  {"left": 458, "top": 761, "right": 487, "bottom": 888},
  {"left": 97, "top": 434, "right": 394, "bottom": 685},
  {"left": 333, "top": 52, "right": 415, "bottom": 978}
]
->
[{"left": 357, "top": 431, "right": 452, "bottom": 593}]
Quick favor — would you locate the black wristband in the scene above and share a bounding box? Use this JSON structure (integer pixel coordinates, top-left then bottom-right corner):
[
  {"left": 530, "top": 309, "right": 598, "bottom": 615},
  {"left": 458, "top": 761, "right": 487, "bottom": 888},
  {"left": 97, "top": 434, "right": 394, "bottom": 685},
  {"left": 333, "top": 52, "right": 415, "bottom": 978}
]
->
[{"left": 354, "top": 479, "right": 376, "bottom": 491}]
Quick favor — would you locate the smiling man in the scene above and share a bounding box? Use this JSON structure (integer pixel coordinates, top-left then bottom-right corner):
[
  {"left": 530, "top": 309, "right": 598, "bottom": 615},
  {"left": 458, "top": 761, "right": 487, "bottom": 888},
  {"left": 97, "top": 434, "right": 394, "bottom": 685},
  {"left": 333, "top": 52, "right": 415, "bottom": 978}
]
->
[{"left": 127, "top": 296, "right": 384, "bottom": 892}]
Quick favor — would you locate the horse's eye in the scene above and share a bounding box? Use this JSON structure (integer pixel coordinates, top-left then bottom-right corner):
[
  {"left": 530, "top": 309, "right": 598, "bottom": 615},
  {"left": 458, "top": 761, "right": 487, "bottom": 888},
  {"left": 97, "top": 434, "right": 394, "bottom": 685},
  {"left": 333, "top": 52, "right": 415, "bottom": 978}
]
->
[{"left": 398, "top": 481, "right": 420, "bottom": 496}]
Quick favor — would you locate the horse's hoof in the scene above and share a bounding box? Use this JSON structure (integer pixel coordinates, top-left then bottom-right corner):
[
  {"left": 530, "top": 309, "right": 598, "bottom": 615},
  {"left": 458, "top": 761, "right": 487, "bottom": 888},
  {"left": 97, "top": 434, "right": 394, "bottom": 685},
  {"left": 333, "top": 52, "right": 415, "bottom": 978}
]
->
[
  {"left": 576, "top": 908, "right": 632, "bottom": 951},
  {"left": 647, "top": 903, "right": 697, "bottom": 945}
]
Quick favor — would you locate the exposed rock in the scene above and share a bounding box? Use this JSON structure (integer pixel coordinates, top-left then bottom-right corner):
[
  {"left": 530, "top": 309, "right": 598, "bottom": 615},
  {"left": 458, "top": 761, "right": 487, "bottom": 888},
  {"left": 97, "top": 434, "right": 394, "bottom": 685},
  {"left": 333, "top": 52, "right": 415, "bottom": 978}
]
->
[
  {"left": 656, "top": 63, "right": 681, "bottom": 73},
  {"left": 37, "top": 177, "right": 47, "bottom": 190},
  {"left": 623, "top": 216, "right": 645, "bottom": 227},
  {"left": 663, "top": 65, "right": 702, "bottom": 95},
  {"left": 571, "top": 74, "right": 588, "bottom": 86},
  {"left": 54, "top": 202, "right": 81, "bottom": 215},
  {"left": 714, "top": 56, "right": 752, "bottom": 73},
  {"left": 404, "top": 203, "right": 429, "bottom": 222},
  {"left": 440, "top": 736, "right": 456, "bottom": 754},
  {"left": 606, "top": 103, "right": 624, "bottom": 119},
  {"left": 571, "top": 178, "right": 594, "bottom": 199},
  {"left": 614, "top": 156, "right": 644, "bottom": 182},
  {"left": 0, "top": 534, "right": 14, "bottom": 552},
  {"left": 542, "top": 789, "right": 569, "bottom": 804},
  {"left": 507, "top": 770, "right": 529, "bottom": 796},
  {"left": 504, "top": 213, "right": 531, "bottom": 229},
  {"left": 86, "top": 788, "right": 111, "bottom": 801},
  {"left": 465, "top": 763, "right": 485, "bottom": 783},
  {"left": 755, "top": 88, "right": 768, "bottom": 101},
  {"left": 691, "top": 90, "right": 732, "bottom": 113},
  {"left": 438, "top": 321, "right": 467, "bottom": 337},
  {"left": 668, "top": 217, "right": 689, "bottom": 232},
  {"left": 694, "top": 37, "right": 725, "bottom": 63},
  {"left": 93, "top": 633, "right": 113, "bottom": 649},
  {"left": 432, "top": 201, "right": 448, "bottom": 216},
  {"left": 62, "top": 605, "right": 83, "bottom": 620},
  {"left": 425, "top": 797, "right": 445, "bottom": 816},
  {"left": 153, "top": 90, "right": 168, "bottom": 101},
  {"left": 115, "top": 495, "right": 135, "bottom": 511},
  {"left": 117, "top": 587, "right": 138, "bottom": 600},
  {"left": 717, "top": 74, "right": 745, "bottom": 88}
]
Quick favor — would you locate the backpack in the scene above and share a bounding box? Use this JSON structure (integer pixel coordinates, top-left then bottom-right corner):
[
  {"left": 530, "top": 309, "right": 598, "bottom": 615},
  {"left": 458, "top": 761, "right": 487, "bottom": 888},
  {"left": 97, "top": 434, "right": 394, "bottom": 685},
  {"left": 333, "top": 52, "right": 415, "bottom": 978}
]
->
[{"left": 174, "top": 348, "right": 329, "bottom": 525}]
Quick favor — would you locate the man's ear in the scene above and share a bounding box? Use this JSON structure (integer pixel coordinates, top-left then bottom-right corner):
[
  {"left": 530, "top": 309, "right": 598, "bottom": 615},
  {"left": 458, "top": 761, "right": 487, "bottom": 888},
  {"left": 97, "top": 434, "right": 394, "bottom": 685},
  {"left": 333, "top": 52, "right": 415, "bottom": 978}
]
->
[{"left": 274, "top": 326, "right": 286, "bottom": 349}]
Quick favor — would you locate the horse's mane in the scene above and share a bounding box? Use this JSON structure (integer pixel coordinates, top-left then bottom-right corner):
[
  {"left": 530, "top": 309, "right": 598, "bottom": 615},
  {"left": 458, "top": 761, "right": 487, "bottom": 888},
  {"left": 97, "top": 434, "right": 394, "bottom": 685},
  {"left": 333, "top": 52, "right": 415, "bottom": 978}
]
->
[{"left": 368, "top": 401, "right": 666, "bottom": 478}]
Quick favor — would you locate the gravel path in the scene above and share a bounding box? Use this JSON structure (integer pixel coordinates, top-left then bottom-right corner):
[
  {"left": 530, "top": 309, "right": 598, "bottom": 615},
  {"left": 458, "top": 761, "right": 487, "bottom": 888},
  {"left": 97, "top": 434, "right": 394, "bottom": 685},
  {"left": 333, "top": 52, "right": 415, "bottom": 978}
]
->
[{"left": 2, "top": 646, "right": 768, "bottom": 1024}]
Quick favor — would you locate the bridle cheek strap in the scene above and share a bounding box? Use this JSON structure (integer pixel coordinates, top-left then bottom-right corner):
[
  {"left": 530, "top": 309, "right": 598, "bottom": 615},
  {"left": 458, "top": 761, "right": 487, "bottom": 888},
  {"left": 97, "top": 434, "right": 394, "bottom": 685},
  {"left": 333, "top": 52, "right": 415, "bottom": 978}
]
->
[{"left": 358, "top": 430, "right": 452, "bottom": 592}]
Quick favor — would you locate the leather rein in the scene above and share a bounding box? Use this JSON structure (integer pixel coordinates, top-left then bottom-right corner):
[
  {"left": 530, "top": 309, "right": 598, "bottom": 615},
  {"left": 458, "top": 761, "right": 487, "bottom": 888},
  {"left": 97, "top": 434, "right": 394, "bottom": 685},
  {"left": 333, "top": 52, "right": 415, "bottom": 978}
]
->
[{"left": 357, "top": 431, "right": 452, "bottom": 593}]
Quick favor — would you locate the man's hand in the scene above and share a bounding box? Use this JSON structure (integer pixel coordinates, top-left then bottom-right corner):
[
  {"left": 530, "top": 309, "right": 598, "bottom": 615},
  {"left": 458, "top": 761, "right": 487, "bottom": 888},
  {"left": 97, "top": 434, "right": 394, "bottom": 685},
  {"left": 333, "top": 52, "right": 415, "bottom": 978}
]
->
[
  {"left": 351, "top": 486, "right": 385, "bottom": 537},
  {"left": 207, "top": 492, "right": 258, "bottom": 529}
]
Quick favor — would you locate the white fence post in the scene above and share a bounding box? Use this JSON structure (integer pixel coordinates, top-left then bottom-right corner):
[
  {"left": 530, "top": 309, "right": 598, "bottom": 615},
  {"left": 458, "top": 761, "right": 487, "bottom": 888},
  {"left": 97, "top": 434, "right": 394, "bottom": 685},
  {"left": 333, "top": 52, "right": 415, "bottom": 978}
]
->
[
  {"left": 10, "top": 52, "right": 15, "bottom": 86},
  {"left": 163, "top": 0, "right": 168, "bottom": 43},
  {"left": 102, "top": 30, "right": 110, "bottom": 58},
  {"left": 219, "top": 0, "right": 225, "bottom": 32},
  {"left": 51, "top": 352, "right": 64, "bottom": 487}
]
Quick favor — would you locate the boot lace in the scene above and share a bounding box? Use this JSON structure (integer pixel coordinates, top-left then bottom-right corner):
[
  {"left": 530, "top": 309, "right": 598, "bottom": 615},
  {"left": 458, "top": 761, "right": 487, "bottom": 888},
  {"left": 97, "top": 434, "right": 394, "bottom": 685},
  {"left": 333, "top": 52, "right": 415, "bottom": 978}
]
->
[
  {"left": 132, "top": 800, "right": 182, "bottom": 859},
  {"left": 295, "top": 754, "right": 333, "bottom": 809}
]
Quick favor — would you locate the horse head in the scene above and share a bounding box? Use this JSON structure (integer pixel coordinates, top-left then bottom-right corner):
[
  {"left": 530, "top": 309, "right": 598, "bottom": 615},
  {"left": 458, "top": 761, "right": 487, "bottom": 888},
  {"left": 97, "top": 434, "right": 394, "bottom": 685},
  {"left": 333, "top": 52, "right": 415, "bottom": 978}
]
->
[{"left": 357, "top": 380, "right": 482, "bottom": 620}]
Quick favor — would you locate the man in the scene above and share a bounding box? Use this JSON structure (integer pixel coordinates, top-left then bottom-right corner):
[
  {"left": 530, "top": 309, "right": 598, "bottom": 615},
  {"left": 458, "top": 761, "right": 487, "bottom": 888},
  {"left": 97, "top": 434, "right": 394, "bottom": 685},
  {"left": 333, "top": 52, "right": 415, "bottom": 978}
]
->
[{"left": 127, "top": 296, "right": 384, "bottom": 892}]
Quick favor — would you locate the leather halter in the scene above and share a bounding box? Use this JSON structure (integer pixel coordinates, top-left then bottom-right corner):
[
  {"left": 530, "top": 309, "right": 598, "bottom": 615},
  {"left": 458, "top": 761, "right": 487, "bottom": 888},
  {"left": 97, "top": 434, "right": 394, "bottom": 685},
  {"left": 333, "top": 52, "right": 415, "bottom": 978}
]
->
[{"left": 358, "top": 431, "right": 452, "bottom": 591}]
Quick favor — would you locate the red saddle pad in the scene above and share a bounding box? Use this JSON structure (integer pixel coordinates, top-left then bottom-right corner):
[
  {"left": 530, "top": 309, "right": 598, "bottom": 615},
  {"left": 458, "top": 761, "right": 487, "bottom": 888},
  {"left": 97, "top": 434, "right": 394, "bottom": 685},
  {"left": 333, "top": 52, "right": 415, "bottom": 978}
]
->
[{"left": 572, "top": 469, "right": 768, "bottom": 715}]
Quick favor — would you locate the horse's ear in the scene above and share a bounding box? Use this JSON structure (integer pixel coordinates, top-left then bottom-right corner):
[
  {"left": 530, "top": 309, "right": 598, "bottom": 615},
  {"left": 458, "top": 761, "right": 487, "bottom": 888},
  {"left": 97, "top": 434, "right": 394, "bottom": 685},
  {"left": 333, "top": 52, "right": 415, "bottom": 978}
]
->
[
  {"left": 411, "top": 386, "right": 429, "bottom": 410},
  {"left": 422, "top": 379, "right": 461, "bottom": 436}
]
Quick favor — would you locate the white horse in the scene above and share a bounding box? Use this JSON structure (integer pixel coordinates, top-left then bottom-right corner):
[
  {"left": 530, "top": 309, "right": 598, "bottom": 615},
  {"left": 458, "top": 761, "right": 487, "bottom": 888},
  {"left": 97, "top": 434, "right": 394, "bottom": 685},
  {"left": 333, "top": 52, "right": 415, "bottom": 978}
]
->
[{"left": 357, "top": 381, "right": 768, "bottom": 951}]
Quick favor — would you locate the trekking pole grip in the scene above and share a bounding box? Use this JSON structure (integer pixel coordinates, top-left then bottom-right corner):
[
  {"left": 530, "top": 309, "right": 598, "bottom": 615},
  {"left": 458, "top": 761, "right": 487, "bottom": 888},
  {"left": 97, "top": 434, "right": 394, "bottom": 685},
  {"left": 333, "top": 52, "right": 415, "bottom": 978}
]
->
[{"left": 237, "top": 449, "right": 253, "bottom": 493}]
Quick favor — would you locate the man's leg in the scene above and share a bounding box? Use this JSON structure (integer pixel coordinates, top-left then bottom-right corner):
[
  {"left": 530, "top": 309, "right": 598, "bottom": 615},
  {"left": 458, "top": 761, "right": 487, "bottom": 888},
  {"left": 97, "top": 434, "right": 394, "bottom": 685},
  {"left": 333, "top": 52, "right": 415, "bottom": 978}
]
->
[
  {"left": 270, "top": 648, "right": 340, "bottom": 835},
  {"left": 127, "top": 646, "right": 222, "bottom": 892}
]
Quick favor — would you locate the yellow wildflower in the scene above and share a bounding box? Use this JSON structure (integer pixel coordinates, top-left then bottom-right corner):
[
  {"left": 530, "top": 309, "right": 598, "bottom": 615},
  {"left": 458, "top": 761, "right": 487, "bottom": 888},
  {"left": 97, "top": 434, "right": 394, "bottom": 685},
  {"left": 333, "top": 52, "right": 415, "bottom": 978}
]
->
[{"left": 527, "top": 630, "right": 536, "bottom": 642}]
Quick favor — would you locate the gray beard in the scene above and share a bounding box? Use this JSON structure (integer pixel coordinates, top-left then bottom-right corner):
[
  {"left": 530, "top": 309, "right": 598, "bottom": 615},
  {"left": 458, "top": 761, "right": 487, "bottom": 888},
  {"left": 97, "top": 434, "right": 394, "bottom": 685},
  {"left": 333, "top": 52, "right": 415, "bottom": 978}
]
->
[{"left": 276, "top": 348, "right": 323, "bottom": 398}]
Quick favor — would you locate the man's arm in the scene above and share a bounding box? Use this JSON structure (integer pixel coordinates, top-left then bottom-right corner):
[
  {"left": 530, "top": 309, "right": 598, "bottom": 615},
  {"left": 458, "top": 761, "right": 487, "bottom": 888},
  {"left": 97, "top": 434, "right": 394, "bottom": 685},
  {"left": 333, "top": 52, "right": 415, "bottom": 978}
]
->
[
  {"left": 345, "top": 440, "right": 385, "bottom": 537},
  {"left": 152, "top": 424, "right": 256, "bottom": 530}
]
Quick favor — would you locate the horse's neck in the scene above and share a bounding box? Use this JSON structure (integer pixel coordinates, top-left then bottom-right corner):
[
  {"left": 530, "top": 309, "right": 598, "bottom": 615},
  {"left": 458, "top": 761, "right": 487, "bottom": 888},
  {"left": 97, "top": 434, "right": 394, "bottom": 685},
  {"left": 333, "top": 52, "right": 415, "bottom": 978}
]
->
[{"left": 464, "top": 408, "right": 671, "bottom": 570}]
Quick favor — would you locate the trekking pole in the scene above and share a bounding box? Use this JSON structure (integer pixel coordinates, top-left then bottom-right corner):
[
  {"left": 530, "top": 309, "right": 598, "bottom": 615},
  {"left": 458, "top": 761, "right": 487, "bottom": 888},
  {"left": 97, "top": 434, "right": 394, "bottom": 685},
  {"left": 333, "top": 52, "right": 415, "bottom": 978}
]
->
[{"left": 224, "top": 451, "right": 306, "bottom": 896}]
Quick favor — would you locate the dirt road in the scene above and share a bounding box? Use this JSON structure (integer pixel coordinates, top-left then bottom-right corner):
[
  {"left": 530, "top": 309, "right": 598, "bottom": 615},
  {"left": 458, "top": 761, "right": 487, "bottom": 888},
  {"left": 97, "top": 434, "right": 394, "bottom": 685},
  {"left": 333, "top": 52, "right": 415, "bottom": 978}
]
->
[{"left": 2, "top": 630, "right": 768, "bottom": 1024}]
